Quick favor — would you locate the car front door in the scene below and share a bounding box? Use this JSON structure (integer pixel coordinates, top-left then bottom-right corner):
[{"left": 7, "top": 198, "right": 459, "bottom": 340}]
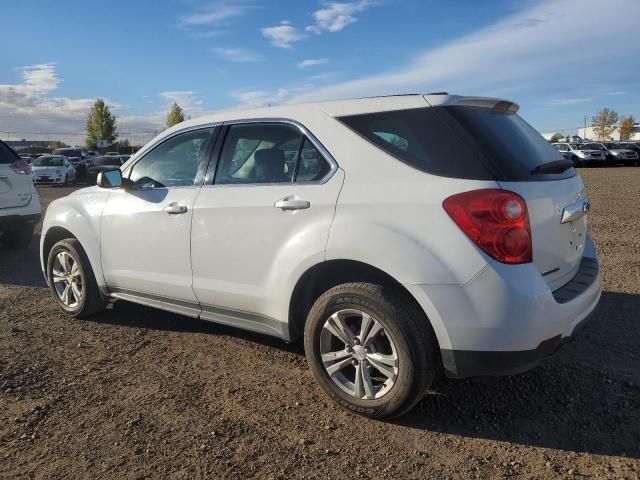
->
[
  {"left": 190, "top": 121, "right": 343, "bottom": 336},
  {"left": 100, "top": 127, "right": 217, "bottom": 309}
]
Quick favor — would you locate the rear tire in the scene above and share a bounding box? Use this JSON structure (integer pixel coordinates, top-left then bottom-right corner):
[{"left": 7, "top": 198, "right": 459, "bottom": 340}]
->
[
  {"left": 304, "top": 282, "right": 438, "bottom": 418},
  {"left": 46, "top": 238, "right": 107, "bottom": 318},
  {"left": 2, "top": 224, "right": 34, "bottom": 250}
]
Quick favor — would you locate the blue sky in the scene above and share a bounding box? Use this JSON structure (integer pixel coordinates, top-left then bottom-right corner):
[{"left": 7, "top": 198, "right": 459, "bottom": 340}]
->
[{"left": 1, "top": 0, "right": 639, "bottom": 145}]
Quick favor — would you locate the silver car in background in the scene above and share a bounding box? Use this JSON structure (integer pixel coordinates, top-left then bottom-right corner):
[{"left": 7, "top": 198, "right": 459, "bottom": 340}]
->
[{"left": 603, "top": 142, "right": 639, "bottom": 165}]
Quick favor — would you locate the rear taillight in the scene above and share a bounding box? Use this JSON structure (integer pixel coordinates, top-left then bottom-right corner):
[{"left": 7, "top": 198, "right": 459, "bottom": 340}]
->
[
  {"left": 10, "top": 159, "right": 32, "bottom": 175},
  {"left": 443, "top": 189, "right": 532, "bottom": 264}
]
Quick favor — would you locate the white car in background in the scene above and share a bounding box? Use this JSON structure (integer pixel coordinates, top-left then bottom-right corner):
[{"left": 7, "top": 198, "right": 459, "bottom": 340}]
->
[
  {"left": 0, "top": 140, "right": 41, "bottom": 249},
  {"left": 553, "top": 142, "right": 608, "bottom": 166},
  {"left": 32, "top": 155, "right": 77, "bottom": 185},
  {"left": 40, "top": 94, "right": 601, "bottom": 418}
]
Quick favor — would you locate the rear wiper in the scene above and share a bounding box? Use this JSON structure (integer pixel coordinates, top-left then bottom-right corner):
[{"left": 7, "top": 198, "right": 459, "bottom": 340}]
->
[{"left": 530, "top": 159, "right": 574, "bottom": 174}]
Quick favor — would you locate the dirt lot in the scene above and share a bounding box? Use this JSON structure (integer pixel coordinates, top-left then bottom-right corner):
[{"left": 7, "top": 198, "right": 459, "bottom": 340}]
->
[{"left": 1, "top": 168, "right": 639, "bottom": 479}]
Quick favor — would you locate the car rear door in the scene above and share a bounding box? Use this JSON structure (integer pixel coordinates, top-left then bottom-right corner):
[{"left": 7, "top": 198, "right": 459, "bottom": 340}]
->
[
  {"left": 190, "top": 121, "right": 343, "bottom": 335},
  {"left": 0, "top": 141, "right": 33, "bottom": 210},
  {"left": 100, "top": 127, "right": 217, "bottom": 307}
]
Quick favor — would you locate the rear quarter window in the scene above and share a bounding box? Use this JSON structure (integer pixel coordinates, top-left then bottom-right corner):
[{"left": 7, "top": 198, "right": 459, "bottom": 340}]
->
[
  {"left": 339, "top": 107, "right": 493, "bottom": 180},
  {"left": 339, "top": 106, "right": 573, "bottom": 181}
]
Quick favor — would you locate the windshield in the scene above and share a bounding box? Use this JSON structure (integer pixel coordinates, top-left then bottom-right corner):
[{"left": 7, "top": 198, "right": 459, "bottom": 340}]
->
[
  {"left": 33, "top": 156, "right": 64, "bottom": 167},
  {"left": 584, "top": 143, "right": 605, "bottom": 150},
  {"left": 93, "top": 157, "right": 121, "bottom": 166},
  {"left": 339, "top": 106, "right": 571, "bottom": 181}
]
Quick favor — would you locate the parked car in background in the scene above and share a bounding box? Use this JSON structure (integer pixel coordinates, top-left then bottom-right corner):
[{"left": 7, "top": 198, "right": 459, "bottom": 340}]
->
[
  {"left": 40, "top": 94, "right": 601, "bottom": 418},
  {"left": 553, "top": 142, "right": 608, "bottom": 166},
  {"left": 53, "top": 148, "right": 89, "bottom": 161},
  {"left": 0, "top": 139, "right": 41, "bottom": 249},
  {"left": 620, "top": 142, "right": 640, "bottom": 160},
  {"left": 104, "top": 152, "right": 120, "bottom": 157},
  {"left": 32, "top": 155, "right": 77, "bottom": 185},
  {"left": 86, "top": 156, "right": 127, "bottom": 184},
  {"left": 603, "top": 142, "right": 640, "bottom": 165}
]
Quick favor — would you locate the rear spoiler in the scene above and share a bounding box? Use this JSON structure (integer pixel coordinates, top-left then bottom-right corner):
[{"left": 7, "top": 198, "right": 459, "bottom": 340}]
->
[{"left": 424, "top": 94, "right": 520, "bottom": 113}]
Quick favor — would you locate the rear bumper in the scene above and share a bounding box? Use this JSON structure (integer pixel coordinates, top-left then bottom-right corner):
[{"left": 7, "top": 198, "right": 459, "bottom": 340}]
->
[{"left": 405, "top": 235, "right": 602, "bottom": 379}]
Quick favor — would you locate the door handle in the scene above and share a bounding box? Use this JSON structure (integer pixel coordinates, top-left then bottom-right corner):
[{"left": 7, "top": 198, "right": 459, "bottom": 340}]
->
[
  {"left": 163, "top": 202, "right": 188, "bottom": 215},
  {"left": 274, "top": 197, "right": 311, "bottom": 211}
]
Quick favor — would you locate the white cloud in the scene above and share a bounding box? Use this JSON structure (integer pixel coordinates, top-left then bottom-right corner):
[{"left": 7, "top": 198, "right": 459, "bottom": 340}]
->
[
  {"left": 306, "top": 1, "right": 376, "bottom": 34},
  {"left": 231, "top": 87, "right": 310, "bottom": 107},
  {"left": 0, "top": 64, "right": 203, "bottom": 146},
  {"left": 298, "top": 58, "right": 329, "bottom": 69},
  {"left": 273, "top": 0, "right": 640, "bottom": 104},
  {"left": 179, "top": 1, "right": 254, "bottom": 26},
  {"left": 543, "top": 97, "right": 594, "bottom": 106},
  {"left": 211, "top": 47, "right": 263, "bottom": 63},
  {"left": 261, "top": 21, "right": 306, "bottom": 48}
]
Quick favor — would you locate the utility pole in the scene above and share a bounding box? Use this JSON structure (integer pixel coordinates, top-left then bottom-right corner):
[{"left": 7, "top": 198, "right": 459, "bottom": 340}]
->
[{"left": 583, "top": 115, "right": 589, "bottom": 140}]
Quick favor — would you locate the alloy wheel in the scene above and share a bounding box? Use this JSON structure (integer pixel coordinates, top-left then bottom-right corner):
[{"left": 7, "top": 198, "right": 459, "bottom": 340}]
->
[
  {"left": 52, "top": 251, "right": 83, "bottom": 308},
  {"left": 319, "top": 309, "right": 399, "bottom": 400}
]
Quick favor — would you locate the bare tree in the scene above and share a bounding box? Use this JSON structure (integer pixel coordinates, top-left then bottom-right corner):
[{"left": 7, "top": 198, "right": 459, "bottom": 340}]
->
[
  {"left": 619, "top": 115, "right": 636, "bottom": 141},
  {"left": 591, "top": 108, "right": 619, "bottom": 141},
  {"left": 549, "top": 133, "right": 563, "bottom": 143}
]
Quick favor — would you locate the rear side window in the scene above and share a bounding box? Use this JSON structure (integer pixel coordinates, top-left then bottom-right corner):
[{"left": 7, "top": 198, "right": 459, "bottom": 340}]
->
[
  {"left": 0, "top": 141, "right": 19, "bottom": 165},
  {"left": 339, "top": 106, "right": 572, "bottom": 181}
]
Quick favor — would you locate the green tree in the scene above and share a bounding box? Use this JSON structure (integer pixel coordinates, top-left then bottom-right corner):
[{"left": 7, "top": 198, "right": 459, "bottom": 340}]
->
[
  {"left": 592, "top": 108, "right": 619, "bottom": 141},
  {"left": 48, "top": 140, "right": 68, "bottom": 149},
  {"left": 619, "top": 115, "right": 636, "bottom": 141},
  {"left": 166, "top": 102, "right": 185, "bottom": 128},
  {"left": 110, "top": 139, "right": 132, "bottom": 154},
  {"left": 86, "top": 99, "right": 117, "bottom": 150}
]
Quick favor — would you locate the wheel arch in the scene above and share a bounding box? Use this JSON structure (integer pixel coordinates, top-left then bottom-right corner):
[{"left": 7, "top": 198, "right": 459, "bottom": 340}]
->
[{"left": 288, "top": 259, "right": 441, "bottom": 352}]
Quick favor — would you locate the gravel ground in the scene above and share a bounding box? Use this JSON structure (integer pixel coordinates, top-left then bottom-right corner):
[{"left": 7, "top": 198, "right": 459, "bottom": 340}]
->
[{"left": 1, "top": 168, "right": 639, "bottom": 479}]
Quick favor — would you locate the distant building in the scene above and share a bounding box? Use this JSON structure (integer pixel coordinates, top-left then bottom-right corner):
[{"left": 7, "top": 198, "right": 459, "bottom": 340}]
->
[
  {"left": 5, "top": 140, "right": 52, "bottom": 151},
  {"left": 580, "top": 123, "right": 640, "bottom": 141}
]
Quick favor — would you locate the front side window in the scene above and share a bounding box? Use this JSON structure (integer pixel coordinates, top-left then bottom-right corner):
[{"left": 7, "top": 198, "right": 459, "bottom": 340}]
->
[
  {"left": 129, "top": 128, "right": 213, "bottom": 188},
  {"left": 214, "top": 123, "right": 332, "bottom": 185}
]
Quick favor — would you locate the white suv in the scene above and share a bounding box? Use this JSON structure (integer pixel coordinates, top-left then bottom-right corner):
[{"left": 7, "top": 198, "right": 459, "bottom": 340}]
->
[
  {"left": 40, "top": 94, "right": 602, "bottom": 418},
  {"left": 0, "top": 140, "right": 41, "bottom": 249}
]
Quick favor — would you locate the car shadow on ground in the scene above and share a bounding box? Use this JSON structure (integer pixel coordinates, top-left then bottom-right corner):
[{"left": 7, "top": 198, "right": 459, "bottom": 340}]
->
[
  {"left": 1, "top": 241, "right": 637, "bottom": 458},
  {"left": 0, "top": 235, "right": 46, "bottom": 288},
  {"left": 398, "top": 290, "right": 640, "bottom": 459},
  {"left": 65, "top": 287, "right": 640, "bottom": 458},
  {"left": 90, "top": 299, "right": 303, "bottom": 353}
]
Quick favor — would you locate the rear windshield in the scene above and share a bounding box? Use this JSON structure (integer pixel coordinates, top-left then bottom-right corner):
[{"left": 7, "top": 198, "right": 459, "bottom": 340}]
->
[
  {"left": 339, "top": 106, "right": 573, "bottom": 181},
  {"left": 0, "top": 141, "right": 19, "bottom": 165}
]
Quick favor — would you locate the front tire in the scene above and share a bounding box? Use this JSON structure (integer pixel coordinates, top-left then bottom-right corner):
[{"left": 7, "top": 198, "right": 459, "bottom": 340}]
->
[
  {"left": 304, "top": 282, "right": 438, "bottom": 418},
  {"left": 46, "top": 238, "right": 107, "bottom": 318}
]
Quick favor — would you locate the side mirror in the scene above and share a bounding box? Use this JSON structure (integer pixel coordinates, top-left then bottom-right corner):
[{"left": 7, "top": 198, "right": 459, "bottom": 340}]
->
[{"left": 97, "top": 168, "right": 123, "bottom": 188}]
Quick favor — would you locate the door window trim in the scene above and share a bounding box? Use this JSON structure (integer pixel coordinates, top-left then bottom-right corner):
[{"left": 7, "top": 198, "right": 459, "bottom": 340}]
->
[
  {"left": 121, "top": 124, "right": 221, "bottom": 189},
  {"left": 203, "top": 118, "right": 339, "bottom": 187}
]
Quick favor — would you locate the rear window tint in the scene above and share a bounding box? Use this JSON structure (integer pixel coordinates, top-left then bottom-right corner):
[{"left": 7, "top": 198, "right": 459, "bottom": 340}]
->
[
  {"left": 339, "top": 107, "right": 492, "bottom": 179},
  {"left": 0, "top": 141, "right": 19, "bottom": 164},
  {"left": 339, "top": 106, "right": 573, "bottom": 181}
]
